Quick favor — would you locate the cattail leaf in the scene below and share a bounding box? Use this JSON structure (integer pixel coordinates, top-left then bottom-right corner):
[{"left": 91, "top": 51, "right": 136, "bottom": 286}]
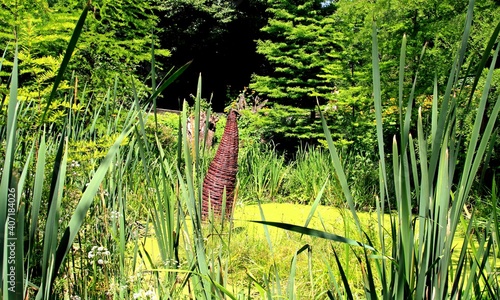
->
[
  {"left": 1, "top": 43, "right": 19, "bottom": 292},
  {"left": 41, "top": 2, "right": 89, "bottom": 124},
  {"left": 51, "top": 125, "right": 135, "bottom": 290},
  {"left": 249, "top": 220, "right": 375, "bottom": 251},
  {"left": 318, "top": 106, "right": 361, "bottom": 232},
  {"left": 303, "top": 178, "right": 328, "bottom": 230},
  {"left": 332, "top": 248, "right": 354, "bottom": 300},
  {"left": 148, "top": 60, "right": 192, "bottom": 103},
  {"left": 38, "top": 137, "right": 68, "bottom": 298}
]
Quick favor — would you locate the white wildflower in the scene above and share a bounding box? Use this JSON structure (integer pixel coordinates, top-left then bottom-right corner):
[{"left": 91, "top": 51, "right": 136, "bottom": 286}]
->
[
  {"left": 133, "top": 290, "right": 144, "bottom": 299},
  {"left": 145, "top": 289, "right": 156, "bottom": 299},
  {"left": 110, "top": 211, "right": 121, "bottom": 220}
]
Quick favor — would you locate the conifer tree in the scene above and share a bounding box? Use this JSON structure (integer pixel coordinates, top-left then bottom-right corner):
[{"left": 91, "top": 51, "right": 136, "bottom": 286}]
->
[
  {"left": 250, "top": 0, "right": 337, "bottom": 108},
  {"left": 250, "top": 0, "right": 500, "bottom": 151}
]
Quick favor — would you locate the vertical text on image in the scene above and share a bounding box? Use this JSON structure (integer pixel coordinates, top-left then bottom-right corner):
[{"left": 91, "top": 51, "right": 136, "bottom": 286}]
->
[{"left": 7, "top": 187, "right": 17, "bottom": 293}]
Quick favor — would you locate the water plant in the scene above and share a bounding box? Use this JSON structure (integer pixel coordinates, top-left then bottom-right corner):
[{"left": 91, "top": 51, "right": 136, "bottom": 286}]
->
[{"left": 250, "top": 0, "right": 500, "bottom": 298}]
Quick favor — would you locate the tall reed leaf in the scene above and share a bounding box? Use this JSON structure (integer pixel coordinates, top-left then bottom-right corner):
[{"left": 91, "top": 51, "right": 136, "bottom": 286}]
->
[
  {"left": 47, "top": 123, "right": 136, "bottom": 296},
  {"left": 317, "top": 105, "right": 361, "bottom": 232},
  {"left": 40, "top": 2, "right": 89, "bottom": 124},
  {"left": 0, "top": 43, "right": 19, "bottom": 299},
  {"left": 249, "top": 221, "right": 374, "bottom": 251}
]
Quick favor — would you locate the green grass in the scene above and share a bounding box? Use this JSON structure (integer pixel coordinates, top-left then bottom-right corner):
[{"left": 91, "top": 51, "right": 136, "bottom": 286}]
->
[{"left": 237, "top": 144, "right": 374, "bottom": 207}]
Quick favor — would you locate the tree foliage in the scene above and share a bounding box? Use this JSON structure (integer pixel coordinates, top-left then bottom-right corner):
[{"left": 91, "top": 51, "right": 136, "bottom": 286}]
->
[
  {"left": 250, "top": 0, "right": 337, "bottom": 108},
  {"left": 0, "top": 0, "right": 78, "bottom": 101},
  {"left": 0, "top": 0, "right": 168, "bottom": 111},
  {"left": 1, "top": 0, "right": 499, "bottom": 157},
  {"left": 250, "top": 0, "right": 500, "bottom": 152}
]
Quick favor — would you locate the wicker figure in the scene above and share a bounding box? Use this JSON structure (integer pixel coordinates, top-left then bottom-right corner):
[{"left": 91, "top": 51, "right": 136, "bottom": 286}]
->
[{"left": 202, "top": 110, "right": 239, "bottom": 219}]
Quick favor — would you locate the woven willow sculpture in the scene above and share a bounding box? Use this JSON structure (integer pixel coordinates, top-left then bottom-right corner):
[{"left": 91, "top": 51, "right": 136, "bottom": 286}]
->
[{"left": 202, "top": 109, "right": 239, "bottom": 219}]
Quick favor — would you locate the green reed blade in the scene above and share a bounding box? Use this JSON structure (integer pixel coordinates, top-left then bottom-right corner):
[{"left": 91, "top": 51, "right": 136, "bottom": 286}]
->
[
  {"left": 287, "top": 253, "right": 297, "bottom": 300},
  {"left": 464, "top": 21, "right": 500, "bottom": 111},
  {"left": 455, "top": 42, "right": 500, "bottom": 207},
  {"left": 332, "top": 248, "right": 354, "bottom": 300},
  {"left": 0, "top": 43, "right": 9, "bottom": 72},
  {"left": 249, "top": 220, "right": 374, "bottom": 251},
  {"left": 1, "top": 43, "right": 19, "bottom": 287},
  {"left": 29, "top": 135, "right": 46, "bottom": 252},
  {"left": 257, "top": 199, "right": 274, "bottom": 255},
  {"left": 303, "top": 178, "right": 328, "bottom": 230},
  {"left": 318, "top": 106, "right": 361, "bottom": 231},
  {"left": 41, "top": 2, "right": 89, "bottom": 124},
  {"left": 148, "top": 60, "right": 192, "bottom": 103},
  {"left": 51, "top": 124, "right": 136, "bottom": 289},
  {"left": 38, "top": 137, "right": 68, "bottom": 299}
]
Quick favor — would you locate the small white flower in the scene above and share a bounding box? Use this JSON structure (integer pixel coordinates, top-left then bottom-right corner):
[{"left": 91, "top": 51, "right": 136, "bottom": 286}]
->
[
  {"left": 110, "top": 211, "right": 121, "bottom": 219},
  {"left": 103, "top": 250, "right": 110, "bottom": 256},
  {"left": 97, "top": 259, "right": 104, "bottom": 265},
  {"left": 88, "top": 251, "right": 94, "bottom": 259},
  {"left": 97, "top": 246, "right": 105, "bottom": 252}
]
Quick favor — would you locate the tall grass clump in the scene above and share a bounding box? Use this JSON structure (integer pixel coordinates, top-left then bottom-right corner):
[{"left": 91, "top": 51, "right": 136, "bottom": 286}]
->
[
  {"left": 0, "top": 4, "right": 206, "bottom": 299},
  {"left": 133, "top": 72, "right": 249, "bottom": 298},
  {"left": 285, "top": 146, "right": 341, "bottom": 205},
  {"left": 238, "top": 143, "right": 290, "bottom": 202},
  {"left": 251, "top": 0, "right": 500, "bottom": 298},
  {"left": 0, "top": 4, "right": 145, "bottom": 299}
]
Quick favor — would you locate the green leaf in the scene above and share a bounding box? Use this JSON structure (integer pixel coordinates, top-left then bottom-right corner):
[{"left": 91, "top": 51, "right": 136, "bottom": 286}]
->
[
  {"left": 41, "top": 2, "right": 90, "bottom": 124},
  {"left": 249, "top": 220, "right": 375, "bottom": 251},
  {"left": 50, "top": 124, "right": 135, "bottom": 292}
]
